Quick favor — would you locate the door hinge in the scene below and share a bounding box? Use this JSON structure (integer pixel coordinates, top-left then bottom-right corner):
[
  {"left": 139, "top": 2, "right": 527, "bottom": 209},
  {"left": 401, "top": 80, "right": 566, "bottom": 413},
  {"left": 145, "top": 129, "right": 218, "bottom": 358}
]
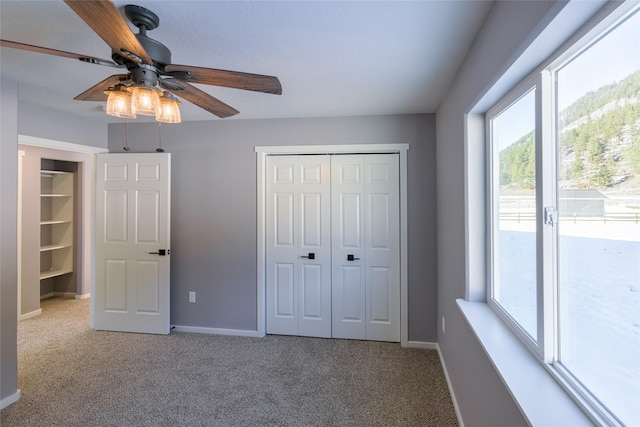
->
[{"left": 544, "top": 207, "right": 557, "bottom": 226}]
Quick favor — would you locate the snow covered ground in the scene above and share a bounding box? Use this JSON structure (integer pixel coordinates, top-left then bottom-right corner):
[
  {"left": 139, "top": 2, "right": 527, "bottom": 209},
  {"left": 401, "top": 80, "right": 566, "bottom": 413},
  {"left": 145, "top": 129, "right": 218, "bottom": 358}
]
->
[{"left": 497, "top": 220, "right": 639, "bottom": 424}]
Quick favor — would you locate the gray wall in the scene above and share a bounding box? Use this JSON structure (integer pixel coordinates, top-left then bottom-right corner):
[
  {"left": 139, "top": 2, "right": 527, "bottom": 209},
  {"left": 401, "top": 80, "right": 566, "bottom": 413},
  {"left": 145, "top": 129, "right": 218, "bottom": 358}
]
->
[
  {"left": 18, "top": 101, "right": 108, "bottom": 148},
  {"left": 1, "top": 77, "right": 19, "bottom": 405},
  {"left": 0, "top": 81, "right": 108, "bottom": 406},
  {"left": 108, "top": 114, "right": 437, "bottom": 340},
  {"left": 436, "top": 1, "right": 607, "bottom": 426}
]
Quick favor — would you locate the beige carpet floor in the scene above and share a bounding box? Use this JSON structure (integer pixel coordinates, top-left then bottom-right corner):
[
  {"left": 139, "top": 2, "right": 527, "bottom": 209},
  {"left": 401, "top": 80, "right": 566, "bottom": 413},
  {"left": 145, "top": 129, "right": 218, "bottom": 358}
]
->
[{"left": 2, "top": 297, "right": 458, "bottom": 426}]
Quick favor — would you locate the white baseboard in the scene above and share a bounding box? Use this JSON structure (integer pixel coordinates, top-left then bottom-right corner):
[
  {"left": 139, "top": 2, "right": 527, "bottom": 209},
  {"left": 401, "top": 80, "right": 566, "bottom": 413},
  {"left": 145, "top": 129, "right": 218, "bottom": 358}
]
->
[
  {"left": 20, "top": 309, "right": 42, "bottom": 320},
  {"left": 437, "top": 346, "right": 465, "bottom": 427},
  {"left": 55, "top": 292, "right": 77, "bottom": 299},
  {"left": 0, "top": 389, "right": 21, "bottom": 410},
  {"left": 405, "top": 340, "right": 439, "bottom": 350},
  {"left": 41, "top": 292, "right": 86, "bottom": 300},
  {"left": 171, "top": 325, "right": 264, "bottom": 338}
]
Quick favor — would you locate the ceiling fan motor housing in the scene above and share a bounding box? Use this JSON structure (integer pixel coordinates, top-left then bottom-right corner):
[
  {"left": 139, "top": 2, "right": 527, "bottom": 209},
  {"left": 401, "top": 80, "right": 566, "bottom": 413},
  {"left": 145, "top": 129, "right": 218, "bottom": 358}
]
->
[
  {"left": 130, "top": 64, "right": 159, "bottom": 86},
  {"left": 112, "top": 5, "right": 173, "bottom": 86},
  {"left": 112, "top": 5, "right": 171, "bottom": 66}
]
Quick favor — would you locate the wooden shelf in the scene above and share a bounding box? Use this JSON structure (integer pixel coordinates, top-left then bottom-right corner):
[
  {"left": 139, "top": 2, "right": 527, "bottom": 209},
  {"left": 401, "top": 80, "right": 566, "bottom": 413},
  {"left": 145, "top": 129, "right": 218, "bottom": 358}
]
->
[
  {"left": 40, "top": 169, "right": 74, "bottom": 282},
  {"left": 41, "top": 170, "right": 71, "bottom": 176},
  {"left": 40, "top": 268, "right": 73, "bottom": 280},
  {"left": 40, "top": 220, "right": 71, "bottom": 225},
  {"left": 40, "top": 244, "right": 72, "bottom": 252}
]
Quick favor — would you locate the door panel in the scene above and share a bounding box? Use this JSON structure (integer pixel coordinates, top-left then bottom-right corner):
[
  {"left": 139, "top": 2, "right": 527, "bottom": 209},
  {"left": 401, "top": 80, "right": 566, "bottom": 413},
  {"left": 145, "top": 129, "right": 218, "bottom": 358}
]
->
[
  {"left": 95, "top": 153, "right": 170, "bottom": 334},
  {"left": 332, "top": 154, "right": 400, "bottom": 342},
  {"left": 105, "top": 259, "right": 127, "bottom": 311},
  {"left": 266, "top": 155, "right": 331, "bottom": 338},
  {"left": 332, "top": 155, "right": 366, "bottom": 339},
  {"left": 275, "top": 193, "right": 295, "bottom": 247},
  {"left": 136, "top": 260, "right": 160, "bottom": 313},
  {"left": 369, "top": 194, "right": 390, "bottom": 248},
  {"left": 340, "top": 193, "right": 361, "bottom": 247},
  {"left": 340, "top": 265, "right": 364, "bottom": 321},
  {"left": 105, "top": 190, "right": 127, "bottom": 242},
  {"left": 275, "top": 262, "right": 295, "bottom": 318},
  {"left": 136, "top": 191, "right": 160, "bottom": 243},
  {"left": 364, "top": 154, "right": 400, "bottom": 342},
  {"left": 301, "top": 193, "right": 322, "bottom": 247},
  {"left": 370, "top": 266, "right": 391, "bottom": 322},
  {"left": 267, "top": 157, "right": 299, "bottom": 335},
  {"left": 301, "top": 263, "right": 322, "bottom": 318}
]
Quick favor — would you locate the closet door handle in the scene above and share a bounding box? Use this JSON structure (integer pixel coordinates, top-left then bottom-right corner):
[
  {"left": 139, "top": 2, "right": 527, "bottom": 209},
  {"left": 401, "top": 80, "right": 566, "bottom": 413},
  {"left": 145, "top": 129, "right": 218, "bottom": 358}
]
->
[
  {"left": 347, "top": 254, "right": 360, "bottom": 261},
  {"left": 300, "top": 253, "right": 315, "bottom": 260},
  {"left": 148, "top": 249, "right": 168, "bottom": 256}
]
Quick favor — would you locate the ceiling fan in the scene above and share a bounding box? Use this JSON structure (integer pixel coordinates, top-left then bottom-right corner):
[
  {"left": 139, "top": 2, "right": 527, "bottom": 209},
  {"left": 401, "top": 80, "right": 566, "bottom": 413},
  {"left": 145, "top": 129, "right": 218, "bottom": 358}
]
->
[{"left": 0, "top": 0, "right": 282, "bottom": 119}]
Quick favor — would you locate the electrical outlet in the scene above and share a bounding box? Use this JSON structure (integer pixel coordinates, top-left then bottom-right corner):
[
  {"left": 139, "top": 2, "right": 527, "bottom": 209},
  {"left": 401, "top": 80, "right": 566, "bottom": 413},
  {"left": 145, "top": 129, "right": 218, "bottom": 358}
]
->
[
  {"left": 189, "top": 292, "right": 196, "bottom": 303},
  {"left": 442, "top": 316, "right": 446, "bottom": 334}
]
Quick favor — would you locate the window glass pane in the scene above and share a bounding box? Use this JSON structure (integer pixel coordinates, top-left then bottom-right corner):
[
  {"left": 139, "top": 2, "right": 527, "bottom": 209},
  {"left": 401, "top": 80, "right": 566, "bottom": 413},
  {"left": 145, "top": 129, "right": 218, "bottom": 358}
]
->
[
  {"left": 491, "top": 89, "right": 537, "bottom": 340},
  {"left": 556, "top": 10, "right": 640, "bottom": 425}
]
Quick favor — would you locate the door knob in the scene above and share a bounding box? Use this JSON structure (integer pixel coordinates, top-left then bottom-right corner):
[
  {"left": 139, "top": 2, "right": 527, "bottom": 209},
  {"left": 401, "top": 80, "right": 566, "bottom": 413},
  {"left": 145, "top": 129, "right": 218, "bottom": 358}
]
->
[
  {"left": 347, "top": 254, "right": 360, "bottom": 261},
  {"left": 148, "top": 249, "right": 168, "bottom": 256},
  {"left": 300, "top": 253, "right": 315, "bottom": 260}
]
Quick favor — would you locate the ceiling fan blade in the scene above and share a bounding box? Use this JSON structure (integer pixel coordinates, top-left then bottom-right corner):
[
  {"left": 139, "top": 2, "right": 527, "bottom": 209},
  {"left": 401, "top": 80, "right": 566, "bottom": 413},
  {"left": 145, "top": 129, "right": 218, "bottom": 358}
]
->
[
  {"left": 0, "top": 39, "right": 123, "bottom": 68},
  {"left": 74, "top": 74, "right": 128, "bottom": 101},
  {"left": 64, "top": 0, "right": 152, "bottom": 65},
  {"left": 159, "top": 79, "right": 239, "bottom": 118},
  {"left": 164, "top": 64, "right": 282, "bottom": 95}
]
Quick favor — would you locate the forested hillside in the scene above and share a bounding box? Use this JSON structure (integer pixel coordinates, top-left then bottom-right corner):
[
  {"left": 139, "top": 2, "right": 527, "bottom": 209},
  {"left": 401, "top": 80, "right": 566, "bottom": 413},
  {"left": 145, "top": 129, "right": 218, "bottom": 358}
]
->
[{"left": 500, "top": 70, "right": 640, "bottom": 190}]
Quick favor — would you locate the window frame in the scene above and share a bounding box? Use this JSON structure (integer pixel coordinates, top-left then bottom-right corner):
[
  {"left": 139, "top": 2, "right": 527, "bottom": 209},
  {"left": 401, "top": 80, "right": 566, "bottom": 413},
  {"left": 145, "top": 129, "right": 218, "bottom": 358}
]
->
[
  {"left": 486, "top": 73, "right": 550, "bottom": 361},
  {"left": 485, "top": 3, "right": 640, "bottom": 425}
]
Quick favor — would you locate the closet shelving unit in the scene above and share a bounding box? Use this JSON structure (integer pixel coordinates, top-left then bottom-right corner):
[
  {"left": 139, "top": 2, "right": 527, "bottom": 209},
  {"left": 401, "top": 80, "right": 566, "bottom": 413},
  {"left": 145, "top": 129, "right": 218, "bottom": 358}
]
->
[{"left": 40, "top": 170, "right": 74, "bottom": 280}]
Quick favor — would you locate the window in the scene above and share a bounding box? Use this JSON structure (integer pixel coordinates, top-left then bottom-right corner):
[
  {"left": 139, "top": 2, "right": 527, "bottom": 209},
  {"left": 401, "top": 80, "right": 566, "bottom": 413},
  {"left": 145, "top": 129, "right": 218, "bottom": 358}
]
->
[
  {"left": 488, "top": 5, "right": 640, "bottom": 426},
  {"left": 489, "top": 87, "right": 538, "bottom": 342}
]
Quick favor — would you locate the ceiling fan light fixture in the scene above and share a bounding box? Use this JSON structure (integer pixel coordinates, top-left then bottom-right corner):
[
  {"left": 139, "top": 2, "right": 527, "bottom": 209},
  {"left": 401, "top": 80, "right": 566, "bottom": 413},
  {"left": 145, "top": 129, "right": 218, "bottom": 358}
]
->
[
  {"left": 131, "top": 84, "right": 160, "bottom": 116},
  {"left": 105, "top": 84, "right": 137, "bottom": 119},
  {"left": 156, "top": 91, "right": 182, "bottom": 124}
]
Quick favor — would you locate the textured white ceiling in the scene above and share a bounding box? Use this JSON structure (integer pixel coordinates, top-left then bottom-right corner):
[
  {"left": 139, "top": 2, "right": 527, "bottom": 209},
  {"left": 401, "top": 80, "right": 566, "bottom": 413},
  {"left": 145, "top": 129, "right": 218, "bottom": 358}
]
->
[{"left": 0, "top": 0, "right": 493, "bottom": 123}]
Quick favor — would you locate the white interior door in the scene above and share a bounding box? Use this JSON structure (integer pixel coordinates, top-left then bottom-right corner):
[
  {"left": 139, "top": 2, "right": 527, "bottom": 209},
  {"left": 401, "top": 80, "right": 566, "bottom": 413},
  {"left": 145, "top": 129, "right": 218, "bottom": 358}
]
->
[
  {"left": 95, "top": 153, "right": 171, "bottom": 334},
  {"left": 332, "top": 154, "right": 400, "bottom": 342},
  {"left": 266, "top": 155, "right": 331, "bottom": 337}
]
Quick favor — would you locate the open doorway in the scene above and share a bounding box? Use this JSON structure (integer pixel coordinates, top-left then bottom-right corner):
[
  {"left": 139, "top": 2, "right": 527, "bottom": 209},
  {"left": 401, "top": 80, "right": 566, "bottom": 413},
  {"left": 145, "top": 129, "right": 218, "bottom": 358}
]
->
[{"left": 17, "top": 136, "right": 106, "bottom": 325}]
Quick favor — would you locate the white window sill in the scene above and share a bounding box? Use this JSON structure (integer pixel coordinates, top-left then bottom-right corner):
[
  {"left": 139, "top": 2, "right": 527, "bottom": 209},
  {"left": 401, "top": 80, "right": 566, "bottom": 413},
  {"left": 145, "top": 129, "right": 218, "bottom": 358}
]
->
[{"left": 456, "top": 299, "right": 595, "bottom": 426}]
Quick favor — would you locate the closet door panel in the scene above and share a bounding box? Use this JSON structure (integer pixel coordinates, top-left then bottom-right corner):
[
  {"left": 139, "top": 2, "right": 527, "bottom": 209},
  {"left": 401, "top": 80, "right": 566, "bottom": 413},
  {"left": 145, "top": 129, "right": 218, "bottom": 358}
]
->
[
  {"left": 364, "top": 154, "right": 400, "bottom": 342},
  {"left": 297, "top": 156, "right": 331, "bottom": 338},
  {"left": 267, "top": 155, "right": 331, "bottom": 338},
  {"left": 266, "top": 157, "right": 299, "bottom": 335},
  {"left": 332, "top": 155, "right": 366, "bottom": 339}
]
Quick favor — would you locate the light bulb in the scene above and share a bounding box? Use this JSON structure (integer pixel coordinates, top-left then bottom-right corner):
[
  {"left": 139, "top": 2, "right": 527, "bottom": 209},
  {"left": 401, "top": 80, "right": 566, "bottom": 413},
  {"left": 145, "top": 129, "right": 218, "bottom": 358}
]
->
[
  {"left": 131, "top": 85, "right": 160, "bottom": 116},
  {"left": 156, "top": 92, "right": 182, "bottom": 124},
  {"left": 105, "top": 85, "right": 136, "bottom": 119}
]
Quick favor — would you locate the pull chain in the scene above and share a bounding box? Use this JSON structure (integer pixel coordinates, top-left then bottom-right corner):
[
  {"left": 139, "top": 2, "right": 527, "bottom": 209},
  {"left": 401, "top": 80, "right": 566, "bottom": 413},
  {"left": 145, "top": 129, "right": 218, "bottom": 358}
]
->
[
  {"left": 156, "top": 122, "right": 165, "bottom": 152},
  {"left": 123, "top": 118, "right": 130, "bottom": 151}
]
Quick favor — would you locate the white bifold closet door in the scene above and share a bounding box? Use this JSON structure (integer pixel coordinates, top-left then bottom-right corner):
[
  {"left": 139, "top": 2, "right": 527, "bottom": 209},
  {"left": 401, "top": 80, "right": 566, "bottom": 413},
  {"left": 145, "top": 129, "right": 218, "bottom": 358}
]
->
[
  {"left": 265, "top": 153, "right": 399, "bottom": 342},
  {"left": 331, "top": 154, "right": 400, "bottom": 341},
  {"left": 266, "top": 155, "right": 332, "bottom": 338}
]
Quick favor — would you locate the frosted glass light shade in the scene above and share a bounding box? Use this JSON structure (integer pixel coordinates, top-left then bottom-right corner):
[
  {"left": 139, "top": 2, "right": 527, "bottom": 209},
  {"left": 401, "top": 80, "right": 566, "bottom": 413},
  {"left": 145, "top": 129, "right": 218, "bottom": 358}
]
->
[
  {"left": 156, "top": 93, "right": 182, "bottom": 123},
  {"left": 105, "top": 86, "right": 136, "bottom": 119},
  {"left": 131, "top": 86, "right": 160, "bottom": 116}
]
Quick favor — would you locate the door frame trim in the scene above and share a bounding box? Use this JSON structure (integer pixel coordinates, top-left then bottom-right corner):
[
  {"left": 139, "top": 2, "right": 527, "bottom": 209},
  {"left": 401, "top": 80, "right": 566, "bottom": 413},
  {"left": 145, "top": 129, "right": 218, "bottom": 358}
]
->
[{"left": 255, "top": 144, "right": 409, "bottom": 346}]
